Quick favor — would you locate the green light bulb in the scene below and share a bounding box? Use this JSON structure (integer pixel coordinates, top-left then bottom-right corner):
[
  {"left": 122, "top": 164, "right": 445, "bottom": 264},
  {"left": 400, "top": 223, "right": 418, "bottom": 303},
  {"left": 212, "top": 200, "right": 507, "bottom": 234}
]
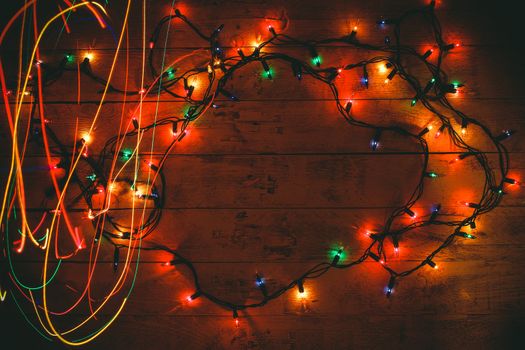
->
[{"left": 121, "top": 149, "right": 132, "bottom": 160}]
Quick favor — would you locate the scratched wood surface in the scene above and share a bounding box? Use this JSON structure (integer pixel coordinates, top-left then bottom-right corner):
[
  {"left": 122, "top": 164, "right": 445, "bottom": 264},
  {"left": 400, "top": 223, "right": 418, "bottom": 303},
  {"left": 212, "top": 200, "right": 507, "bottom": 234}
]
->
[{"left": 1, "top": 0, "right": 525, "bottom": 349}]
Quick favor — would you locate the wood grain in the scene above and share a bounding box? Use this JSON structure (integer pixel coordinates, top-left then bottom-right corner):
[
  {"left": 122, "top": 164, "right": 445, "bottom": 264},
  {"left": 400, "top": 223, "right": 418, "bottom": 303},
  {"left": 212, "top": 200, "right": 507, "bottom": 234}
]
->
[
  {"left": 1, "top": 46, "right": 522, "bottom": 102},
  {"left": 1, "top": 0, "right": 524, "bottom": 349}
]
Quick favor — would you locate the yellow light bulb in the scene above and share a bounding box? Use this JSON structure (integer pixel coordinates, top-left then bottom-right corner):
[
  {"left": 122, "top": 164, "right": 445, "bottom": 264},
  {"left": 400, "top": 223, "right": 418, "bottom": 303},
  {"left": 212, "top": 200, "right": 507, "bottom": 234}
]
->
[{"left": 297, "top": 289, "right": 308, "bottom": 299}]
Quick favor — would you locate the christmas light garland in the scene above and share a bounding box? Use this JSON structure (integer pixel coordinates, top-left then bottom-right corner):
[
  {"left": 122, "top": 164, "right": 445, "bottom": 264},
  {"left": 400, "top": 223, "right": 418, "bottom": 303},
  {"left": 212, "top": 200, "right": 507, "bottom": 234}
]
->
[{"left": 0, "top": 0, "right": 518, "bottom": 345}]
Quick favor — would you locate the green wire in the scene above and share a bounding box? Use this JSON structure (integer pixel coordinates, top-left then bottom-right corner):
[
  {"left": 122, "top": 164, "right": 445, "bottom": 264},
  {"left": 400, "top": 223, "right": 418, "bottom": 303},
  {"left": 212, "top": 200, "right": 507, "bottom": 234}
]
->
[
  {"left": 5, "top": 181, "right": 62, "bottom": 291},
  {"left": 11, "top": 291, "right": 54, "bottom": 342},
  {"left": 5, "top": 0, "right": 175, "bottom": 344},
  {"left": 6, "top": 226, "right": 63, "bottom": 291},
  {"left": 125, "top": 0, "right": 177, "bottom": 297},
  {"left": 54, "top": 0, "right": 77, "bottom": 49},
  {"left": 18, "top": 228, "right": 48, "bottom": 243}
]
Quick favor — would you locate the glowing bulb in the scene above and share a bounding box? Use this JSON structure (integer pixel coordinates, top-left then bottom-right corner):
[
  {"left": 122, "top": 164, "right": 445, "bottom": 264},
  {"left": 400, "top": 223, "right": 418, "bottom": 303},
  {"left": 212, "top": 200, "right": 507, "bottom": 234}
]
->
[
  {"left": 82, "top": 134, "right": 91, "bottom": 143},
  {"left": 404, "top": 208, "right": 416, "bottom": 218},
  {"left": 379, "top": 64, "right": 387, "bottom": 73},
  {"left": 297, "top": 289, "right": 308, "bottom": 299},
  {"left": 84, "top": 53, "right": 94, "bottom": 61},
  {"left": 233, "top": 310, "right": 239, "bottom": 327},
  {"left": 187, "top": 292, "right": 201, "bottom": 302},
  {"left": 435, "top": 124, "right": 446, "bottom": 138},
  {"left": 458, "top": 201, "right": 480, "bottom": 209},
  {"left": 426, "top": 260, "right": 438, "bottom": 269}
]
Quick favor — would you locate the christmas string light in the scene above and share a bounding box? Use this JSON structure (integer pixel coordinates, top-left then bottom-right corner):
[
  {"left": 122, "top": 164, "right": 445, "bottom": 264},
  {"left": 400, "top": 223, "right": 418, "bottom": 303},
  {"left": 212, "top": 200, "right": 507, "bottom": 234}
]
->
[{"left": 0, "top": 1, "right": 518, "bottom": 346}]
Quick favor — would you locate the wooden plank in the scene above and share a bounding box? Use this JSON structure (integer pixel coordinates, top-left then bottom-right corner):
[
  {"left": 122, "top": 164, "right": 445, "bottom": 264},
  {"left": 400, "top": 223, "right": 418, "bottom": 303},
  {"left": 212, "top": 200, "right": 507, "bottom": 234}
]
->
[
  {"left": 1, "top": 46, "right": 523, "bottom": 102},
  {"left": 1, "top": 99, "right": 523, "bottom": 156},
  {"left": 3, "top": 259, "right": 524, "bottom": 318},
  {"left": 6, "top": 206, "right": 523, "bottom": 264},
  {"left": 2, "top": 309, "right": 524, "bottom": 350},
  {"left": 1, "top": 153, "right": 521, "bottom": 210},
  {"left": 87, "top": 314, "right": 525, "bottom": 349},
  {"left": 1, "top": 0, "right": 518, "bottom": 49}
]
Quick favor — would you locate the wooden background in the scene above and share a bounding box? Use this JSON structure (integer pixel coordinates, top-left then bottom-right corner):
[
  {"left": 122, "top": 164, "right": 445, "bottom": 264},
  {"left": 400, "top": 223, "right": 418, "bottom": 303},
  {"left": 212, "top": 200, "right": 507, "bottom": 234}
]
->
[{"left": 1, "top": 0, "right": 525, "bottom": 349}]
